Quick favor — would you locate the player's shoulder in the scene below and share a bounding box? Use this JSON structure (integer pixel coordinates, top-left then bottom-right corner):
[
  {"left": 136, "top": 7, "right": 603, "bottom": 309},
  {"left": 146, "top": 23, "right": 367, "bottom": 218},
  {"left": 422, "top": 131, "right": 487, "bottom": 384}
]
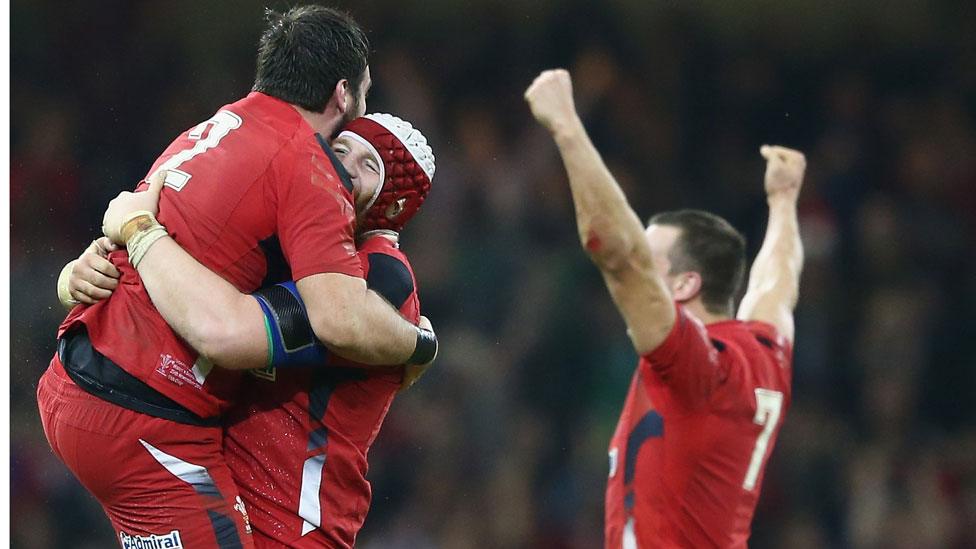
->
[
  {"left": 707, "top": 319, "right": 789, "bottom": 353},
  {"left": 708, "top": 320, "right": 792, "bottom": 388},
  {"left": 229, "top": 92, "right": 303, "bottom": 131},
  {"left": 360, "top": 236, "right": 415, "bottom": 309},
  {"left": 222, "top": 92, "right": 328, "bottom": 157}
]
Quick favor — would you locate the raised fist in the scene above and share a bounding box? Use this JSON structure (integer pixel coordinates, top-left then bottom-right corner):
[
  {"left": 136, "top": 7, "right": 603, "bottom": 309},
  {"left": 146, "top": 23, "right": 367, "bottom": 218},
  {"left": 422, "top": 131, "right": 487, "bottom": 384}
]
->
[
  {"left": 525, "top": 69, "right": 579, "bottom": 136},
  {"left": 760, "top": 145, "right": 806, "bottom": 201}
]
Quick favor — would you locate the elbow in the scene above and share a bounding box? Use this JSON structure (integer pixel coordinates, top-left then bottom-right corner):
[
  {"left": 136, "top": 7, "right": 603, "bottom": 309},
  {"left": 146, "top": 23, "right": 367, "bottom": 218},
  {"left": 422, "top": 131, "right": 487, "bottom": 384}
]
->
[
  {"left": 300, "top": 275, "right": 376, "bottom": 357},
  {"left": 309, "top": 310, "right": 361, "bottom": 352},
  {"left": 192, "top": 317, "right": 239, "bottom": 367},
  {"left": 580, "top": 224, "right": 637, "bottom": 274},
  {"left": 192, "top": 310, "right": 262, "bottom": 370}
]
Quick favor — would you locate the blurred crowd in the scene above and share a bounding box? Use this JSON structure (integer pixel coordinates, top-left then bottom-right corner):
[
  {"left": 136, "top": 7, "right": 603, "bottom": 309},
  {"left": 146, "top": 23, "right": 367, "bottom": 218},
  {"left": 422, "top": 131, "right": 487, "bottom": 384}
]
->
[{"left": 10, "top": 1, "right": 976, "bottom": 548}]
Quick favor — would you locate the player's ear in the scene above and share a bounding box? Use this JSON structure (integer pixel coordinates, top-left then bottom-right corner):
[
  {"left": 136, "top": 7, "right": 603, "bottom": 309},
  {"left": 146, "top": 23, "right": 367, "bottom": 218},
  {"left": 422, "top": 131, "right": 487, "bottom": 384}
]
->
[
  {"left": 334, "top": 79, "right": 350, "bottom": 115},
  {"left": 671, "top": 271, "right": 702, "bottom": 303},
  {"left": 385, "top": 198, "right": 406, "bottom": 220}
]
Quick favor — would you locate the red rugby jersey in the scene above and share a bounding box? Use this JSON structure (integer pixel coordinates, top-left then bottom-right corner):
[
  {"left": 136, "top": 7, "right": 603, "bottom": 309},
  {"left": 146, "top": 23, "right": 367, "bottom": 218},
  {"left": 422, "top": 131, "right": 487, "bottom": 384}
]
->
[
  {"left": 59, "top": 92, "right": 362, "bottom": 419},
  {"left": 605, "top": 306, "right": 792, "bottom": 549},
  {"left": 222, "top": 235, "right": 420, "bottom": 549}
]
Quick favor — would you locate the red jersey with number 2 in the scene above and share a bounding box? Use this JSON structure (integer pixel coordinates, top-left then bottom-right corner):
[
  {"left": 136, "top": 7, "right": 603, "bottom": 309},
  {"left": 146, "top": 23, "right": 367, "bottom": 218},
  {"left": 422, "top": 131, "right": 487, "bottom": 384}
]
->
[
  {"left": 223, "top": 235, "right": 420, "bottom": 549},
  {"left": 605, "top": 306, "right": 792, "bottom": 549},
  {"left": 59, "top": 92, "right": 362, "bottom": 419}
]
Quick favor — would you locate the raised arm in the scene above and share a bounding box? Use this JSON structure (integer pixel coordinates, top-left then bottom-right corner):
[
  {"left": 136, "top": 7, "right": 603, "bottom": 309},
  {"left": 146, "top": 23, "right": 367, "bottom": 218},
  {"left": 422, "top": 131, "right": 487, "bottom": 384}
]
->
[
  {"left": 736, "top": 145, "right": 806, "bottom": 343},
  {"left": 100, "top": 174, "right": 436, "bottom": 370},
  {"left": 525, "top": 69, "right": 675, "bottom": 355}
]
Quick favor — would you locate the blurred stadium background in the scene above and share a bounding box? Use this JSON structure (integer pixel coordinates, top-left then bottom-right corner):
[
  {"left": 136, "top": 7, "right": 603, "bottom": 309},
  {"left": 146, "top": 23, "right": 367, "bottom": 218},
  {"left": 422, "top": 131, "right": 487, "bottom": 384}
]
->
[{"left": 10, "top": 1, "right": 976, "bottom": 547}]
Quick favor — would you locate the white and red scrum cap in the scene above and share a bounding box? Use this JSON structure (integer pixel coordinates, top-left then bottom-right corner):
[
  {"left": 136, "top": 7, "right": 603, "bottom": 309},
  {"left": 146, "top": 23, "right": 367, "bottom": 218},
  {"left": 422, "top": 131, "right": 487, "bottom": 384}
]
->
[{"left": 338, "top": 113, "right": 435, "bottom": 232}]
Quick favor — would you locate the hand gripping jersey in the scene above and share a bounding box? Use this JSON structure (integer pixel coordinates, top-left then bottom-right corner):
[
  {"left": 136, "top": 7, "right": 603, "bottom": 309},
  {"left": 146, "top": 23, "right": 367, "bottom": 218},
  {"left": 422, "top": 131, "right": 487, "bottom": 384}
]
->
[
  {"left": 58, "top": 92, "right": 362, "bottom": 419},
  {"left": 223, "top": 235, "right": 420, "bottom": 548},
  {"left": 605, "top": 306, "right": 792, "bottom": 549}
]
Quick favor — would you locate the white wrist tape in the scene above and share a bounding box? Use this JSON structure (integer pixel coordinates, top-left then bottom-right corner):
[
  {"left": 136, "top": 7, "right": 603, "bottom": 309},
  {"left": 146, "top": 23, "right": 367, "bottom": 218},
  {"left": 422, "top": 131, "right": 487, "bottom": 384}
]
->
[
  {"left": 57, "top": 260, "right": 80, "bottom": 308},
  {"left": 127, "top": 225, "right": 168, "bottom": 269}
]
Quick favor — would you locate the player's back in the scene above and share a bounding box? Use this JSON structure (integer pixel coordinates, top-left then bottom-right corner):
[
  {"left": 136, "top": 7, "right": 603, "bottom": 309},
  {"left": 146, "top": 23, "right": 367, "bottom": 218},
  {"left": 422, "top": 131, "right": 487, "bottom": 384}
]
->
[
  {"left": 223, "top": 234, "right": 420, "bottom": 548},
  {"left": 606, "top": 308, "right": 792, "bottom": 548},
  {"left": 60, "top": 91, "right": 361, "bottom": 420}
]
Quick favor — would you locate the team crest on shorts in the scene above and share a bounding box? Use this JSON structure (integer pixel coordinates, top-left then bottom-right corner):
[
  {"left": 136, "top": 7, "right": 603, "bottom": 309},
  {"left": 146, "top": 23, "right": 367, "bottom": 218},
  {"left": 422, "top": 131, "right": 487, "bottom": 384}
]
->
[{"left": 118, "top": 529, "right": 183, "bottom": 548}]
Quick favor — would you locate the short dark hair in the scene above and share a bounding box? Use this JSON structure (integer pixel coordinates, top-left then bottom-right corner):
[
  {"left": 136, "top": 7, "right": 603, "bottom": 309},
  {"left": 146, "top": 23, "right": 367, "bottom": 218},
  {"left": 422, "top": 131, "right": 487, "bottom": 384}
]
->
[
  {"left": 253, "top": 6, "right": 369, "bottom": 112},
  {"left": 648, "top": 209, "right": 747, "bottom": 315}
]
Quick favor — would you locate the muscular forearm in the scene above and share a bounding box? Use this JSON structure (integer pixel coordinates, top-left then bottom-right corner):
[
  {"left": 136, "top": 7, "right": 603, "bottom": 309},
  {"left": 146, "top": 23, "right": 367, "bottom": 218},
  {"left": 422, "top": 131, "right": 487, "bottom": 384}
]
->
[
  {"left": 526, "top": 69, "right": 674, "bottom": 352},
  {"left": 340, "top": 290, "right": 420, "bottom": 364},
  {"left": 746, "top": 197, "right": 803, "bottom": 307},
  {"left": 297, "top": 274, "right": 422, "bottom": 366},
  {"left": 553, "top": 117, "right": 655, "bottom": 272},
  {"left": 737, "top": 195, "right": 804, "bottom": 342},
  {"left": 552, "top": 117, "right": 674, "bottom": 353},
  {"left": 136, "top": 236, "right": 269, "bottom": 369}
]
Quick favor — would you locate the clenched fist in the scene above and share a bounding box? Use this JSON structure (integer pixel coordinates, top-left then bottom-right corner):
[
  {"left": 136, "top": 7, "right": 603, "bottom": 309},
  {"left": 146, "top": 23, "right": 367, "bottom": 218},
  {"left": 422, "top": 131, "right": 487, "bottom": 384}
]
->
[
  {"left": 525, "top": 69, "right": 579, "bottom": 136},
  {"left": 760, "top": 145, "right": 806, "bottom": 201}
]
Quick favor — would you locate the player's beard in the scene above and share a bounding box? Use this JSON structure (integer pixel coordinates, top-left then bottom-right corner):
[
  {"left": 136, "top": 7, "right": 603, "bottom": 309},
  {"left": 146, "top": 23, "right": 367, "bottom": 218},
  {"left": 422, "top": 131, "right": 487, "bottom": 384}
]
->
[
  {"left": 343, "top": 94, "right": 363, "bottom": 127},
  {"left": 331, "top": 95, "right": 363, "bottom": 139}
]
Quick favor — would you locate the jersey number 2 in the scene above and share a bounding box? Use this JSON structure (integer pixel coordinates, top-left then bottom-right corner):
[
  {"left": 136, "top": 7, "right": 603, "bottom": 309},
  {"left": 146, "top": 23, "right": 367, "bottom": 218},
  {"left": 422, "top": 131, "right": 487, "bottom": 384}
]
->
[
  {"left": 152, "top": 110, "right": 243, "bottom": 191},
  {"left": 743, "top": 388, "right": 783, "bottom": 491}
]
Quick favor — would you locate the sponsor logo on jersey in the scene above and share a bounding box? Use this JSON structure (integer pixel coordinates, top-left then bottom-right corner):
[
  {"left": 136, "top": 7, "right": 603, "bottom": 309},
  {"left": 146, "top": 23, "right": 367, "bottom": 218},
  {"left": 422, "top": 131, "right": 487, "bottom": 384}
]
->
[
  {"left": 118, "top": 529, "right": 183, "bottom": 549},
  {"left": 608, "top": 447, "right": 619, "bottom": 478}
]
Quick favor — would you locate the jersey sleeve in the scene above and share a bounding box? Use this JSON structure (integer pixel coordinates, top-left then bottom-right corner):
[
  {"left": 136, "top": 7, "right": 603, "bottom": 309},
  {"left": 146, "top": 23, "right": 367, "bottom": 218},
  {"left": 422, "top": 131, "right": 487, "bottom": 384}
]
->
[
  {"left": 640, "top": 305, "right": 723, "bottom": 413},
  {"left": 365, "top": 253, "right": 414, "bottom": 310},
  {"left": 276, "top": 138, "right": 362, "bottom": 281}
]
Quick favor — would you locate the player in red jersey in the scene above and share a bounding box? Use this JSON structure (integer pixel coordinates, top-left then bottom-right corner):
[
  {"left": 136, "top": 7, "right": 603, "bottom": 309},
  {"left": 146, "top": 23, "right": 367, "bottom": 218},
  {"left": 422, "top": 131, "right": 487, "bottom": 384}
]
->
[
  {"left": 60, "top": 113, "right": 437, "bottom": 548},
  {"left": 38, "top": 8, "right": 437, "bottom": 549},
  {"left": 526, "top": 69, "right": 804, "bottom": 548}
]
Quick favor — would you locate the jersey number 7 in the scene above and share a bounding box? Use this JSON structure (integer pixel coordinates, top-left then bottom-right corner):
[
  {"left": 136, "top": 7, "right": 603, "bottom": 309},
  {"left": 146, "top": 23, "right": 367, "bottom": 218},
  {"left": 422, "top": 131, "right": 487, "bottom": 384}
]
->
[{"left": 742, "top": 388, "right": 783, "bottom": 491}]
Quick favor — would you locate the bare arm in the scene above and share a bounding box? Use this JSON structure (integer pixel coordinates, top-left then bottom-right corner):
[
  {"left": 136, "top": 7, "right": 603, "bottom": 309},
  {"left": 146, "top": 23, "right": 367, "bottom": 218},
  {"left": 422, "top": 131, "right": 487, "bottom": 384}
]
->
[
  {"left": 63, "top": 234, "right": 433, "bottom": 371},
  {"left": 525, "top": 69, "right": 675, "bottom": 355},
  {"left": 133, "top": 240, "right": 432, "bottom": 370},
  {"left": 297, "top": 273, "right": 422, "bottom": 365},
  {"left": 134, "top": 235, "right": 269, "bottom": 369},
  {"left": 736, "top": 145, "right": 806, "bottom": 343},
  {"left": 96, "top": 175, "right": 268, "bottom": 369},
  {"left": 100, "top": 173, "right": 434, "bottom": 369}
]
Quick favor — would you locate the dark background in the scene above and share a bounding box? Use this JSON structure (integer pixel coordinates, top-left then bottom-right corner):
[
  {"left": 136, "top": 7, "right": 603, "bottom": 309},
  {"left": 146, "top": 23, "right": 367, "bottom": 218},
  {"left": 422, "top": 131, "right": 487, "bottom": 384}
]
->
[{"left": 10, "top": 1, "right": 976, "bottom": 547}]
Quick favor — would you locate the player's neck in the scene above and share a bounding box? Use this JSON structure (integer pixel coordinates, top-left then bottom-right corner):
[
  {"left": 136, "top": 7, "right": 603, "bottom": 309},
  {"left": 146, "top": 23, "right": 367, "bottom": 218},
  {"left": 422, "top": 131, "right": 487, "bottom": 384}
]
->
[
  {"left": 684, "top": 300, "right": 732, "bottom": 325},
  {"left": 292, "top": 105, "right": 343, "bottom": 139},
  {"left": 357, "top": 229, "right": 400, "bottom": 245}
]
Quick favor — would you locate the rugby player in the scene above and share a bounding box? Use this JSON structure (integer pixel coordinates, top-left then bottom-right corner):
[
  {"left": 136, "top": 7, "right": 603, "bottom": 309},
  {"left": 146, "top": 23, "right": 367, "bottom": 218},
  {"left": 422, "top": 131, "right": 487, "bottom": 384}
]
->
[
  {"left": 37, "top": 7, "right": 436, "bottom": 548},
  {"left": 526, "top": 69, "right": 803, "bottom": 548},
  {"left": 60, "top": 113, "right": 436, "bottom": 548}
]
